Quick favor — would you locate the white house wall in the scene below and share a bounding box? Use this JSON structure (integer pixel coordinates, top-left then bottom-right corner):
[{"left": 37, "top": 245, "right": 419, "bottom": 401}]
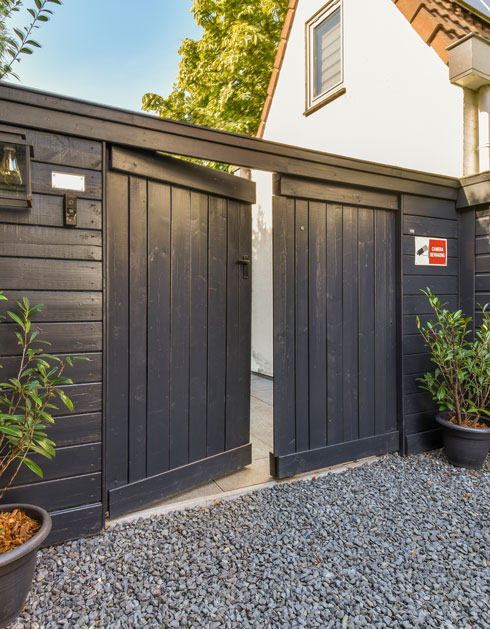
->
[
  {"left": 264, "top": 0, "right": 464, "bottom": 175},
  {"left": 251, "top": 0, "right": 465, "bottom": 377}
]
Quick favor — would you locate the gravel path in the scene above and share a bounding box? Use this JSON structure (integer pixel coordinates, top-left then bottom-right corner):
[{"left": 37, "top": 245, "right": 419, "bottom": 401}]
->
[{"left": 12, "top": 451, "right": 490, "bottom": 629}]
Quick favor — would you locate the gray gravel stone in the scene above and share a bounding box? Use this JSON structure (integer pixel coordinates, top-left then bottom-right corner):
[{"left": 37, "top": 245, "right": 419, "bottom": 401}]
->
[{"left": 11, "top": 450, "right": 490, "bottom": 628}]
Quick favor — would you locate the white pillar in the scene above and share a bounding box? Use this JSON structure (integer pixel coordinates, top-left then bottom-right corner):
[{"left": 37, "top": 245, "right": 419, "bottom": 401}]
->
[{"left": 478, "top": 84, "right": 490, "bottom": 172}]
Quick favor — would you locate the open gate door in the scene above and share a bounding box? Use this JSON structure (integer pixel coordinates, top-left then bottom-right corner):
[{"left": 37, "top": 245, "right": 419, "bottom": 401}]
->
[
  {"left": 106, "top": 147, "right": 254, "bottom": 517},
  {"left": 272, "top": 174, "right": 400, "bottom": 478}
]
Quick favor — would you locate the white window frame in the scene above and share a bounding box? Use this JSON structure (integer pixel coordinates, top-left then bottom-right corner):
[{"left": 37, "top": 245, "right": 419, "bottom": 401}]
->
[{"left": 305, "top": 0, "right": 344, "bottom": 115}]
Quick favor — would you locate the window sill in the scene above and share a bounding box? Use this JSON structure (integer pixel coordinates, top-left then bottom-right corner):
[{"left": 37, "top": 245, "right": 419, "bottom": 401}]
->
[{"left": 304, "top": 87, "right": 346, "bottom": 117}]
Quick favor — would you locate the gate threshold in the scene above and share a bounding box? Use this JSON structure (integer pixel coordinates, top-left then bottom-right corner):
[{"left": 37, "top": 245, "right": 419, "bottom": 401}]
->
[{"left": 107, "top": 455, "right": 381, "bottom": 529}]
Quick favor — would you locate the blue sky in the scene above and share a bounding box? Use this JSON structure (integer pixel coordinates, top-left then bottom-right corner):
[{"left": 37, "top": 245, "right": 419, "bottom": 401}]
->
[{"left": 6, "top": 0, "right": 201, "bottom": 112}]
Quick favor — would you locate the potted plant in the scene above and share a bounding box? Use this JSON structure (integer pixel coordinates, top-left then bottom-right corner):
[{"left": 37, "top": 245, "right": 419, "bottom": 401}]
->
[
  {"left": 0, "top": 292, "right": 87, "bottom": 627},
  {"left": 416, "top": 288, "right": 490, "bottom": 470}
]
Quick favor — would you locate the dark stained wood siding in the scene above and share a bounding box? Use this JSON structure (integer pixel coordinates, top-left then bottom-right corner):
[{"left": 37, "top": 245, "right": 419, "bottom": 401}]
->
[
  {"left": 401, "top": 195, "right": 460, "bottom": 453},
  {"left": 106, "top": 156, "right": 253, "bottom": 517},
  {"left": 272, "top": 192, "right": 399, "bottom": 478},
  {"left": 475, "top": 207, "right": 490, "bottom": 328},
  {"left": 0, "top": 127, "right": 103, "bottom": 544}
]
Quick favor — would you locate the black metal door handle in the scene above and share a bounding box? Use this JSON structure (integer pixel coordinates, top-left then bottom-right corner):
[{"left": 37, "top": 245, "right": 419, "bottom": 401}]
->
[{"left": 237, "top": 256, "right": 250, "bottom": 279}]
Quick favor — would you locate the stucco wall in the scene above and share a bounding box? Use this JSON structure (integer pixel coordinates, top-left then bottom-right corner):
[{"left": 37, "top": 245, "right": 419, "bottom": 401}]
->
[
  {"left": 251, "top": 0, "right": 466, "bottom": 377},
  {"left": 251, "top": 170, "right": 274, "bottom": 377}
]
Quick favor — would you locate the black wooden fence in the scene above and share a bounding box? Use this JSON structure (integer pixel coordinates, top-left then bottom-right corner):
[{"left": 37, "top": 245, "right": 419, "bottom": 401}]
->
[{"left": 0, "top": 82, "right": 487, "bottom": 543}]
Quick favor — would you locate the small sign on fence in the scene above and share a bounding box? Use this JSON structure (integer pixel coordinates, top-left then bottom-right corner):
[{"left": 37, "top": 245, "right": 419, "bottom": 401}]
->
[{"left": 414, "top": 237, "right": 447, "bottom": 266}]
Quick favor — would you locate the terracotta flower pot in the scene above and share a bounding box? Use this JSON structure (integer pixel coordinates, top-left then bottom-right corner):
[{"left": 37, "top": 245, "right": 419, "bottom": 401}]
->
[
  {"left": 0, "top": 504, "right": 51, "bottom": 628},
  {"left": 436, "top": 413, "right": 490, "bottom": 470}
]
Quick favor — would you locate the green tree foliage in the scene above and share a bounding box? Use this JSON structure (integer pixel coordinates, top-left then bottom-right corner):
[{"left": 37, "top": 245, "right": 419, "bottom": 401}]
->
[
  {"left": 0, "top": 0, "right": 62, "bottom": 81},
  {"left": 142, "top": 0, "right": 289, "bottom": 139}
]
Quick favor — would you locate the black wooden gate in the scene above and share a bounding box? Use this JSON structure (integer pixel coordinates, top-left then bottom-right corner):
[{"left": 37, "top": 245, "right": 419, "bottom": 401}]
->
[
  {"left": 271, "top": 175, "right": 400, "bottom": 478},
  {"left": 106, "top": 147, "right": 254, "bottom": 517}
]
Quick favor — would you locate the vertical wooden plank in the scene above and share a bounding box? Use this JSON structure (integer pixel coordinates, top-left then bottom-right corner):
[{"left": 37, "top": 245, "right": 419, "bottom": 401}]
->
[
  {"left": 273, "top": 195, "right": 296, "bottom": 456},
  {"left": 342, "top": 206, "right": 359, "bottom": 442},
  {"left": 326, "top": 204, "right": 343, "bottom": 446},
  {"left": 169, "top": 186, "right": 191, "bottom": 469},
  {"left": 308, "top": 201, "right": 327, "bottom": 450},
  {"left": 375, "top": 210, "right": 393, "bottom": 435},
  {"left": 237, "top": 201, "right": 252, "bottom": 447},
  {"left": 459, "top": 208, "right": 475, "bottom": 331},
  {"left": 385, "top": 210, "right": 398, "bottom": 433},
  {"left": 358, "top": 208, "right": 375, "bottom": 439},
  {"left": 207, "top": 195, "right": 228, "bottom": 457},
  {"left": 189, "top": 191, "right": 209, "bottom": 462},
  {"left": 225, "top": 200, "right": 252, "bottom": 450},
  {"left": 146, "top": 181, "right": 171, "bottom": 476},
  {"left": 106, "top": 172, "right": 129, "bottom": 489},
  {"left": 294, "top": 199, "right": 309, "bottom": 453},
  {"left": 128, "top": 176, "right": 148, "bottom": 483}
]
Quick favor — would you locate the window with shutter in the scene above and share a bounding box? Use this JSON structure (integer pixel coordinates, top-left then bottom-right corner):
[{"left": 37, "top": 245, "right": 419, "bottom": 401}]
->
[{"left": 306, "top": 1, "right": 345, "bottom": 114}]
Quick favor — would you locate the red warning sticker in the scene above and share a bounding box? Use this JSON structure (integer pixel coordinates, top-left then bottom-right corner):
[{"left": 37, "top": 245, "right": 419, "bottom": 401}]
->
[{"left": 415, "top": 237, "right": 447, "bottom": 266}]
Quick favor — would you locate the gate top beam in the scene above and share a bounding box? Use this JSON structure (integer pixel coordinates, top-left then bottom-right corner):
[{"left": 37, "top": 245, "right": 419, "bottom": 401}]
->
[{"left": 0, "top": 82, "right": 459, "bottom": 200}]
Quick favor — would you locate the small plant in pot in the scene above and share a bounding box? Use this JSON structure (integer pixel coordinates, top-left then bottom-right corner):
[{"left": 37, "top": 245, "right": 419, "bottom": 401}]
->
[
  {"left": 416, "top": 288, "right": 490, "bottom": 470},
  {"left": 0, "top": 292, "right": 87, "bottom": 628}
]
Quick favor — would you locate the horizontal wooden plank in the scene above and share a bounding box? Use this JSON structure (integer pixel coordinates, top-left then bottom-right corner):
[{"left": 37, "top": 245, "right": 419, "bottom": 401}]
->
[
  {"left": 0, "top": 194, "right": 101, "bottom": 230},
  {"left": 403, "top": 392, "right": 437, "bottom": 415},
  {"left": 10, "top": 442, "right": 101, "bottom": 486},
  {"left": 5, "top": 473, "right": 101, "bottom": 512},
  {"left": 403, "top": 255, "right": 458, "bottom": 276},
  {"left": 404, "top": 429, "right": 442, "bottom": 454},
  {"left": 403, "top": 411, "right": 438, "bottom": 434},
  {"left": 276, "top": 174, "right": 399, "bottom": 210},
  {"left": 403, "top": 235, "right": 458, "bottom": 257},
  {"left": 32, "top": 162, "right": 102, "bottom": 200},
  {"left": 476, "top": 254, "right": 490, "bottom": 274},
  {"left": 475, "top": 236, "right": 490, "bottom": 255},
  {"left": 403, "top": 275, "right": 458, "bottom": 295},
  {"left": 476, "top": 274, "right": 490, "bottom": 293},
  {"left": 44, "top": 412, "right": 102, "bottom": 446},
  {"left": 403, "top": 372, "right": 427, "bottom": 395},
  {"left": 403, "top": 313, "right": 438, "bottom": 335},
  {"left": 109, "top": 444, "right": 252, "bottom": 518},
  {"left": 0, "top": 257, "right": 102, "bottom": 290},
  {"left": 46, "top": 503, "right": 103, "bottom": 546},
  {"left": 403, "top": 294, "right": 457, "bottom": 315},
  {"left": 55, "top": 382, "right": 102, "bottom": 416},
  {"left": 403, "top": 352, "right": 433, "bottom": 374},
  {"left": 0, "top": 92, "right": 459, "bottom": 200},
  {"left": 26, "top": 129, "right": 103, "bottom": 170},
  {"left": 111, "top": 146, "right": 256, "bottom": 204},
  {"left": 403, "top": 334, "right": 429, "bottom": 355},
  {"left": 0, "top": 352, "right": 101, "bottom": 383},
  {"left": 0, "top": 223, "right": 102, "bottom": 260},
  {"left": 403, "top": 215, "right": 458, "bottom": 238},
  {"left": 403, "top": 195, "right": 457, "bottom": 219},
  {"left": 0, "top": 291, "right": 102, "bottom": 321},
  {"left": 475, "top": 293, "right": 490, "bottom": 308},
  {"left": 271, "top": 432, "right": 400, "bottom": 479},
  {"left": 477, "top": 207, "right": 490, "bottom": 218},
  {"left": 0, "top": 322, "right": 101, "bottom": 355}
]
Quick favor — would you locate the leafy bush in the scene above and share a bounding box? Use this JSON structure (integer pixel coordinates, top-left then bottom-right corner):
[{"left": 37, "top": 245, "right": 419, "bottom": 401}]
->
[
  {"left": 0, "top": 292, "right": 87, "bottom": 500},
  {"left": 416, "top": 288, "right": 490, "bottom": 426}
]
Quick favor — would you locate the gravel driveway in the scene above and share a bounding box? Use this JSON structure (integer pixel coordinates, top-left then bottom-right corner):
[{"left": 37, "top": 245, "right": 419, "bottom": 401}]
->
[{"left": 12, "top": 451, "right": 490, "bottom": 629}]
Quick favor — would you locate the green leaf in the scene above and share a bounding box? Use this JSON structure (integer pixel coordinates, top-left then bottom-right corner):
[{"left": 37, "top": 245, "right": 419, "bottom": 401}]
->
[
  {"left": 8, "top": 310, "right": 24, "bottom": 328},
  {"left": 0, "top": 425, "right": 23, "bottom": 437},
  {"left": 22, "top": 457, "right": 44, "bottom": 478},
  {"left": 57, "top": 391, "right": 74, "bottom": 412}
]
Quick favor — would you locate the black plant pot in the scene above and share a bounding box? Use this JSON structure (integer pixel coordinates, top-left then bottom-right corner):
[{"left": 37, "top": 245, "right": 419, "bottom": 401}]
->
[
  {"left": 436, "top": 413, "right": 490, "bottom": 470},
  {"left": 0, "top": 504, "right": 51, "bottom": 628}
]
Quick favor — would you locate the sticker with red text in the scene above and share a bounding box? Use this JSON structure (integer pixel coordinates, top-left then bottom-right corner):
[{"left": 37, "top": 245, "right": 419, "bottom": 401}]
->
[{"left": 414, "top": 237, "right": 447, "bottom": 266}]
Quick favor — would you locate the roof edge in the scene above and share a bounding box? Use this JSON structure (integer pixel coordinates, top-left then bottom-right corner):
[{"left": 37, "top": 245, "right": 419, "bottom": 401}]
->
[{"left": 257, "top": 0, "right": 299, "bottom": 138}]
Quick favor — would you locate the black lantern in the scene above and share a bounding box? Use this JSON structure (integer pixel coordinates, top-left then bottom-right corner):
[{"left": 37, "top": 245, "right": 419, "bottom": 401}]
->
[{"left": 0, "top": 134, "right": 33, "bottom": 209}]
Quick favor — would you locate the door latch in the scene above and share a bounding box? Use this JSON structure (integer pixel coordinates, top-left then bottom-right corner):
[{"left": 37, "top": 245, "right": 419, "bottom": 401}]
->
[{"left": 237, "top": 255, "right": 250, "bottom": 279}]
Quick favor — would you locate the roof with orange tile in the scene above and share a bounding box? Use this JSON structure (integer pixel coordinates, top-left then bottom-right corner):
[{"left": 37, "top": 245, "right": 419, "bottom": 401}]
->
[{"left": 257, "top": 0, "right": 490, "bottom": 138}]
